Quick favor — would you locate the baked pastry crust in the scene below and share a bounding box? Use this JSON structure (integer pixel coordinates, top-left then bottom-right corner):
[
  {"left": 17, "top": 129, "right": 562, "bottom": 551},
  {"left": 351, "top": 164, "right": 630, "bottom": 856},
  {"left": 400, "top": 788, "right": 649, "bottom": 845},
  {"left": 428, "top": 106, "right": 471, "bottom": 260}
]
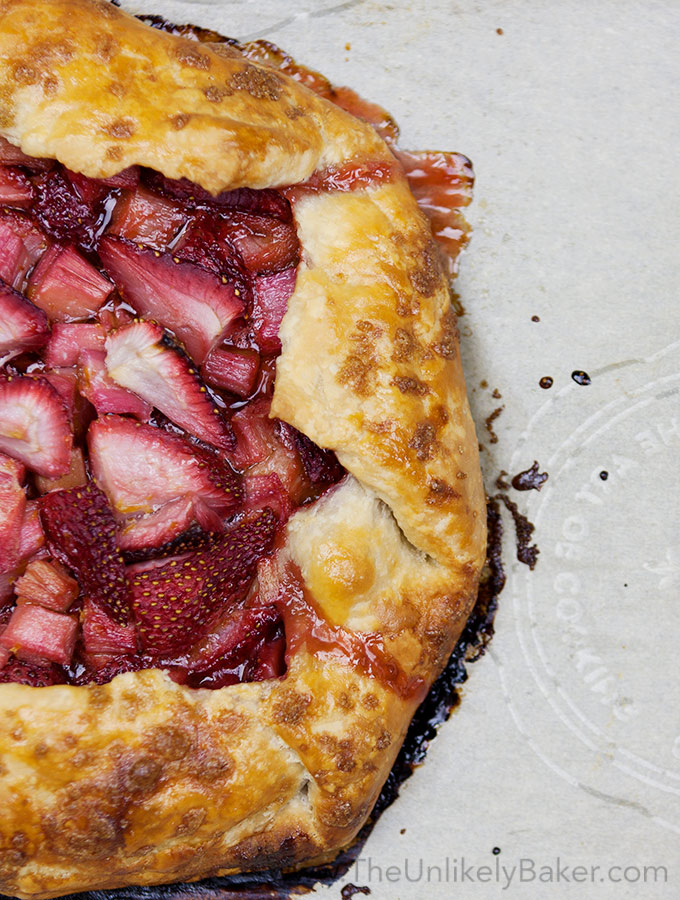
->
[{"left": 0, "top": 2, "right": 486, "bottom": 897}]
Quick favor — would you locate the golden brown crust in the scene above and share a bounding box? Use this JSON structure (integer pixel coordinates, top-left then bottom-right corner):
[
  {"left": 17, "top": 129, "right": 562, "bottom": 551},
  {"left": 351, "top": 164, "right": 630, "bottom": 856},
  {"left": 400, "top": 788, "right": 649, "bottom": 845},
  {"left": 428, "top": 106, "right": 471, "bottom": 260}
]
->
[{"left": 0, "top": 2, "right": 486, "bottom": 897}]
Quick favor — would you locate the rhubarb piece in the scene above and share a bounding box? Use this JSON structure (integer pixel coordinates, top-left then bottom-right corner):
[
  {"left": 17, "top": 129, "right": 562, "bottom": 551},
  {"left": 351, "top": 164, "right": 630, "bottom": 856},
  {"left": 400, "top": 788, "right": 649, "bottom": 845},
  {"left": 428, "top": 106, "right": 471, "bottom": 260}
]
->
[
  {"left": 0, "top": 136, "right": 53, "bottom": 172},
  {"left": 98, "top": 236, "right": 243, "bottom": 363},
  {"left": 0, "top": 453, "right": 26, "bottom": 574},
  {"left": 0, "top": 657, "right": 66, "bottom": 686},
  {"left": 108, "top": 185, "right": 186, "bottom": 248},
  {"left": 0, "top": 281, "right": 49, "bottom": 358},
  {"left": 0, "top": 376, "right": 72, "bottom": 477},
  {"left": 105, "top": 320, "right": 232, "bottom": 448},
  {"left": 230, "top": 398, "right": 277, "bottom": 469},
  {"left": 39, "top": 481, "right": 131, "bottom": 625},
  {"left": 81, "top": 598, "right": 137, "bottom": 655},
  {"left": 215, "top": 211, "right": 299, "bottom": 275},
  {"left": 33, "top": 169, "right": 105, "bottom": 251},
  {"left": 184, "top": 605, "right": 286, "bottom": 688},
  {"left": 244, "top": 473, "right": 293, "bottom": 523},
  {"left": 172, "top": 213, "right": 249, "bottom": 293},
  {"left": 0, "top": 166, "right": 35, "bottom": 207},
  {"left": 201, "top": 346, "right": 260, "bottom": 397},
  {"left": 27, "top": 244, "right": 113, "bottom": 321},
  {"left": 42, "top": 368, "right": 78, "bottom": 422},
  {"left": 17, "top": 501, "right": 45, "bottom": 561},
  {"left": 88, "top": 416, "right": 243, "bottom": 550},
  {"left": 14, "top": 560, "right": 79, "bottom": 612},
  {"left": 44, "top": 322, "right": 105, "bottom": 367},
  {"left": 131, "top": 508, "right": 277, "bottom": 654},
  {"left": 0, "top": 210, "right": 50, "bottom": 289},
  {"left": 78, "top": 348, "right": 152, "bottom": 420},
  {"left": 35, "top": 447, "right": 88, "bottom": 494},
  {"left": 0, "top": 604, "right": 78, "bottom": 665},
  {"left": 251, "top": 267, "right": 297, "bottom": 353}
]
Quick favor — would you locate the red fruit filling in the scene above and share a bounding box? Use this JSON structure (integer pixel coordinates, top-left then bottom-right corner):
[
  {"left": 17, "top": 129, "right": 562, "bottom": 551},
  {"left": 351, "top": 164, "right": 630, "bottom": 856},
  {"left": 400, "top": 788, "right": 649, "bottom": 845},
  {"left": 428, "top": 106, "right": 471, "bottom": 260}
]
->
[{"left": 0, "top": 148, "right": 347, "bottom": 688}]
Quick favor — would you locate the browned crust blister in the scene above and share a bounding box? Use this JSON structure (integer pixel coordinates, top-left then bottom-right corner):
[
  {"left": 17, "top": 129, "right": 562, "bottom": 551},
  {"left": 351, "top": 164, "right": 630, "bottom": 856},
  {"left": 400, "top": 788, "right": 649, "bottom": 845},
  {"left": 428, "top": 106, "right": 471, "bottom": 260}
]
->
[{"left": 0, "top": 2, "right": 486, "bottom": 897}]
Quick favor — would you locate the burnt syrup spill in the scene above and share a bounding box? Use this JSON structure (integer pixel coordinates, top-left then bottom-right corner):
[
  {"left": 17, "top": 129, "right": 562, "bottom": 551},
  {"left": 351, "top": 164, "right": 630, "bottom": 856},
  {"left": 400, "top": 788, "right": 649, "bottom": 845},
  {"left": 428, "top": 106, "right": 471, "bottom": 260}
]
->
[
  {"left": 511, "top": 461, "right": 548, "bottom": 492},
  {"left": 571, "top": 370, "right": 591, "bottom": 386}
]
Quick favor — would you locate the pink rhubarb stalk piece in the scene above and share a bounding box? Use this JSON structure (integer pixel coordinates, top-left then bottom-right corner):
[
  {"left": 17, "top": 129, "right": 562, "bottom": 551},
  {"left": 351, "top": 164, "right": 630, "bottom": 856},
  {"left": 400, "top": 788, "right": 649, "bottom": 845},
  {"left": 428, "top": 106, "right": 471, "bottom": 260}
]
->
[
  {"left": 14, "top": 559, "right": 79, "bottom": 612},
  {"left": 201, "top": 346, "right": 260, "bottom": 397},
  {"left": 28, "top": 244, "right": 113, "bottom": 321},
  {"left": 0, "top": 604, "right": 78, "bottom": 665}
]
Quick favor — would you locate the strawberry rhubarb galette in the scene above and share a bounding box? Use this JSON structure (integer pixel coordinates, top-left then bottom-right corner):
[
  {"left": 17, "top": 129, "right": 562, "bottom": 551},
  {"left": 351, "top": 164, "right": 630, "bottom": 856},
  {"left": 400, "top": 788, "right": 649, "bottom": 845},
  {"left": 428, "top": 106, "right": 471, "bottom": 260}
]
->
[{"left": 0, "top": 1, "right": 485, "bottom": 897}]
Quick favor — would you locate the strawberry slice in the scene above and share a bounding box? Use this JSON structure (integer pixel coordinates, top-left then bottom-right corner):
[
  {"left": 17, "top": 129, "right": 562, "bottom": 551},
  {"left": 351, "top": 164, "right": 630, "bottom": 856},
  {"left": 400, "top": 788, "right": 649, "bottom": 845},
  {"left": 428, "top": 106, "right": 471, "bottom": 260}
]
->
[
  {"left": 0, "top": 375, "right": 72, "bottom": 477},
  {"left": 0, "top": 136, "right": 53, "bottom": 172},
  {"left": 0, "top": 657, "right": 66, "bottom": 686},
  {"left": 38, "top": 481, "right": 131, "bottom": 625},
  {"left": 105, "top": 321, "right": 232, "bottom": 448},
  {"left": 28, "top": 244, "right": 113, "bottom": 321},
  {"left": 244, "top": 473, "right": 293, "bottom": 523},
  {"left": 0, "top": 281, "right": 50, "bottom": 358},
  {"left": 145, "top": 173, "right": 293, "bottom": 221},
  {"left": 33, "top": 169, "right": 106, "bottom": 252},
  {"left": 131, "top": 508, "right": 277, "bottom": 654},
  {"left": 108, "top": 185, "right": 186, "bottom": 249},
  {"left": 44, "top": 322, "right": 105, "bottom": 367},
  {"left": 0, "top": 604, "right": 78, "bottom": 665},
  {"left": 88, "top": 416, "right": 243, "bottom": 551},
  {"left": 201, "top": 346, "right": 260, "bottom": 397},
  {"left": 14, "top": 559, "right": 79, "bottom": 612},
  {"left": 0, "top": 210, "right": 50, "bottom": 289},
  {"left": 98, "top": 237, "right": 243, "bottom": 364},
  {"left": 0, "top": 453, "right": 26, "bottom": 575},
  {"left": 81, "top": 598, "right": 137, "bottom": 655},
  {"left": 0, "top": 166, "right": 35, "bottom": 207},
  {"left": 78, "top": 348, "right": 152, "bottom": 420},
  {"left": 279, "top": 423, "right": 345, "bottom": 486},
  {"left": 251, "top": 267, "right": 297, "bottom": 353},
  {"left": 183, "top": 605, "right": 286, "bottom": 689}
]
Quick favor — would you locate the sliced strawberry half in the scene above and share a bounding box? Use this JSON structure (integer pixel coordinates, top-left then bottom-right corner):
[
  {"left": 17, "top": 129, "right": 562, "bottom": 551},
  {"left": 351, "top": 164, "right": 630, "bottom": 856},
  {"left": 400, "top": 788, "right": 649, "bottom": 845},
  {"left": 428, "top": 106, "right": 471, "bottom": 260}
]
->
[
  {"left": 0, "top": 281, "right": 50, "bottom": 358},
  {"left": 98, "top": 236, "right": 243, "bottom": 364},
  {"left": 105, "top": 321, "right": 233, "bottom": 448},
  {"left": 88, "top": 416, "right": 243, "bottom": 551},
  {"left": 0, "top": 604, "right": 78, "bottom": 665},
  {"left": 33, "top": 169, "right": 105, "bottom": 252},
  {"left": 38, "top": 481, "right": 131, "bottom": 625},
  {"left": 0, "top": 453, "right": 26, "bottom": 575},
  {"left": 81, "top": 598, "right": 137, "bottom": 655},
  {"left": 0, "top": 657, "right": 66, "bottom": 686},
  {"left": 0, "top": 210, "right": 50, "bottom": 289},
  {"left": 78, "top": 348, "right": 152, "bottom": 420},
  {"left": 44, "top": 322, "right": 105, "bottom": 367},
  {"left": 14, "top": 559, "right": 79, "bottom": 612},
  {"left": 201, "top": 346, "right": 260, "bottom": 398},
  {"left": 251, "top": 267, "right": 297, "bottom": 353},
  {"left": 27, "top": 244, "right": 113, "bottom": 321},
  {"left": 131, "top": 508, "right": 277, "bottom": 655},
  {"left": 0, "top": 166, "right": 35, "bottom": 207},
  {"left": 107, "top": 184, "right": 186, "bottom": 249},
  {"left": 0, "top": 375, "right": 72, "bottom": 477},
  {"left": 144, "top": 173, "right": 293, "bottom": 221}
]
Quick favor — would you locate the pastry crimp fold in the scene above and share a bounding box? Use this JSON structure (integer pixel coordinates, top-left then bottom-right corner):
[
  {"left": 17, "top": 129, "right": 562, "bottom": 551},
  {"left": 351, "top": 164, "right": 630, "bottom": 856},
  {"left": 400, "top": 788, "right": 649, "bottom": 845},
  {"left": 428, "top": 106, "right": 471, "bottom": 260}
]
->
[{"left": 0, "top": 1, "right": 486, "bottom": 896}]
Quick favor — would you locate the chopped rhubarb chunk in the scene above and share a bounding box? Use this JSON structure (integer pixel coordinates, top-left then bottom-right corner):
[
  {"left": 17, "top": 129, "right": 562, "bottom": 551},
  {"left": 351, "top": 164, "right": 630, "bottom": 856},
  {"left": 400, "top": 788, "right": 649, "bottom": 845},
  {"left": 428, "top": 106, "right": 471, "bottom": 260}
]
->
[
  {"left": 0, "top": 136, "right": 53, "bottom": 171},
  {"left": 34, "top": 447, "right": 86, "bottom": 495},
  {"left": 14, "top": 560, "right": 79, "bottom": 612},
  {"left": 0, "top": 376, "right": 72, "bottom": 477},
  {"left": 131, "top": 508, "right": 277, "bottom": 655},
  {"left": 244, "top": 473, "right": 293, "bottom": 523},
  {"left": 88, "top": 416, "right": 242, "bottom": 551},
  {"left": 0, "top": 210, "right": 50, "bottom": 289},
  {"left": 81, "top": 599, "right": 137, "bottom": 655},
  {"left": 215, "top": 211, "right": 299, "bottom": 275},
  {"left": 108, "top": 185, "right": 186, "bottom": 248},
  {"left": 17, "top": 501, "right": 45, "bottom": 560},
  {"left": 201, "top": 346, "right": 260, "bottom": 397},
  {"left": 0, "top": 166, "right": 35, "bottom": 207},
  {"left": 78, "top": 348, "right": 152, "bottom": 420},
  {"left": 28, "top": 244, "right": 113, "bottom": 321},
  {"left": 0, "top": 281, "right": 49, "bottom": 358},
  {"left": 99, "top": 237, "right": 243, "bottom": 364},
  {"left": 105, "top": 320, "right": 232, "bottom": 447},
  {"left": 251, "top": 267, "right": 297, "bottom": 353},
  {"left": 39, "top": 481, "right": 131, "bottom": 625},
  {"left": 42, "top": 368, "right": 78, "bottom": 422},
  {"left": 44, "top": 322, "right": 105, "bottom": 367},
  {"left": 0, "top": 453, "right": 26, "bottom": 574},
  {"left": 230, "top": 398, "right": 277, "bottom": 469},
  {"left": 0, "top": 604, "right": 77, "bottom": 665}
]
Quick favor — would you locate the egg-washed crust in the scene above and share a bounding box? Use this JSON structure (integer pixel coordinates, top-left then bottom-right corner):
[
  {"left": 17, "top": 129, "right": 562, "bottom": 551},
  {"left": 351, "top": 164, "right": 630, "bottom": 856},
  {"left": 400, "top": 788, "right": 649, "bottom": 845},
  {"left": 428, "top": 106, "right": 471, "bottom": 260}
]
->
[{"left": 0, "top": 1, "right": 486, "bottom": 897}]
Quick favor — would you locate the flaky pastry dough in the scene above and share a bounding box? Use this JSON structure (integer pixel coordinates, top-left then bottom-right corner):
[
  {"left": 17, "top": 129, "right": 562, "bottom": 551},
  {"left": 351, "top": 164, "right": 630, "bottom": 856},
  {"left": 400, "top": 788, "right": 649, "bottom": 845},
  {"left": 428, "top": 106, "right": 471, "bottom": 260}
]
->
[{"left": 0, "top": 1, "right": 486, "bottom": 896}]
